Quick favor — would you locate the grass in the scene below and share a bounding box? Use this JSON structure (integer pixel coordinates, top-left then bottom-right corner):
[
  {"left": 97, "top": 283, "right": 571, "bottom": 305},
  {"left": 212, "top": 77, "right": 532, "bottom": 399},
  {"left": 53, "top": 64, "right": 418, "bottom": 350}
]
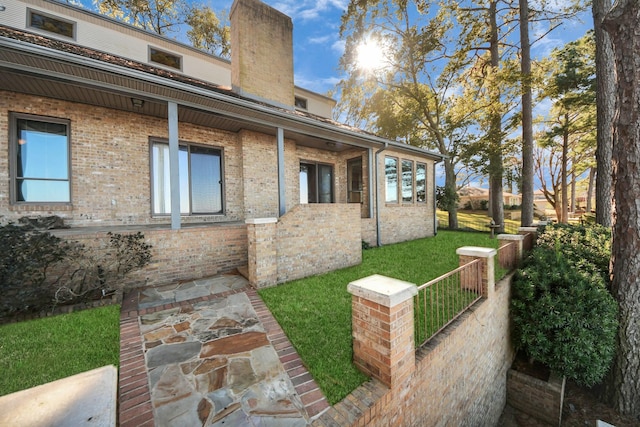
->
[
  {"left": 259, "top": 230, "right": 499, "bottom": 404},
  {"left": 437, "top": 210, "right": 522, "bottom": 234},
  {"left": 0, "top": 305, "right": 120, "bottom": 396}
]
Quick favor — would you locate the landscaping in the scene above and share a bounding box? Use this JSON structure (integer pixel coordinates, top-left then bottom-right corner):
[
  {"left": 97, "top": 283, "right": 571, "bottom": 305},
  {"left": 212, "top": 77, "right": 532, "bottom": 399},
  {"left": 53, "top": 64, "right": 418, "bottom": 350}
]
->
[
  {"left": 259, "top": 229, "right": 500, "bottom": 404},
  {"left": 0, "top": 304, "right": 120, "bottom": 396}
]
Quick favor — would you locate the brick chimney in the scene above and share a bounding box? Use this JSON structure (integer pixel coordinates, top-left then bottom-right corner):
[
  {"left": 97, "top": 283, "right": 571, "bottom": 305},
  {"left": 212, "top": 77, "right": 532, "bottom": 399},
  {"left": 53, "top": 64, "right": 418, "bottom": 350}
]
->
[{"left": 230, "top": 0, "right": 294, "bottom": 109}]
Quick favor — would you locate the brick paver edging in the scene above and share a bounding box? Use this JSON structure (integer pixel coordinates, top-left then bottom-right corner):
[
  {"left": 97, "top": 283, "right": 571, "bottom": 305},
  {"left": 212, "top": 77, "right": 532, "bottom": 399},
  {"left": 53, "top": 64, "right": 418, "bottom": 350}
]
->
[
  {"left": 118, "top": 285, "right": 330, "bottom": 425},
  {"left": 245, "top": 288, "right": 331, "bottom": 421}
]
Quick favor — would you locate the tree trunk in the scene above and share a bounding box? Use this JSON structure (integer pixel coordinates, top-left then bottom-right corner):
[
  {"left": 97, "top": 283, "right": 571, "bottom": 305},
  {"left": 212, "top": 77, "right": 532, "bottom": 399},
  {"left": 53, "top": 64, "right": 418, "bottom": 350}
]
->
[
  {"left": 488, "top": 0, "right": 504, "bottom": 232},
  {"left": 561, "top": 117, "right": 569, "bottom": 224},
  {"left": 519, "top": 0, "right": 534, "bottom": 227},
  {"left": 586, "top": 167, "right": 595, "bottom": 212},
  {"left": 603, "top": 0, "right": 640, "bottom": 417},
  {"left": 570, "top": 170, "right": 576, "bottom": 213},
  {"left": 594, "top": 0, "right": 615, "bottom": 227},
  {"left": 444, "top": 159, "right": 459, "bottom": 229}
]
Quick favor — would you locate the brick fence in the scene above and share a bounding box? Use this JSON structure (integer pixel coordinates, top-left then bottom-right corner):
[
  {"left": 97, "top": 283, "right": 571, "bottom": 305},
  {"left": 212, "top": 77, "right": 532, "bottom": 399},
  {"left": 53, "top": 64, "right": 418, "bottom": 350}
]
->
[{"left": 312, "top": 247, "right": 516, "bottom": 426}]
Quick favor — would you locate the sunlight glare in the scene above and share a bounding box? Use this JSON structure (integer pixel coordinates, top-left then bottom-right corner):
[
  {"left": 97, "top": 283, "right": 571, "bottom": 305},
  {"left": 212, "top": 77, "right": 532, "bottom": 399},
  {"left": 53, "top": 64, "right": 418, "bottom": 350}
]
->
[{"left": 356, "top": 37, "right": 388, "bottom": 72}]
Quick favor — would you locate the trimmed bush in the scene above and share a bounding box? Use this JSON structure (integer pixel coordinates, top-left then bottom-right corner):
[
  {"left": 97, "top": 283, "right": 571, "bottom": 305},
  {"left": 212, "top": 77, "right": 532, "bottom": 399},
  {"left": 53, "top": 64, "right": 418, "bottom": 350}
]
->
[{"left": 511, "top": 245, "right": 618, "bottom": 387}]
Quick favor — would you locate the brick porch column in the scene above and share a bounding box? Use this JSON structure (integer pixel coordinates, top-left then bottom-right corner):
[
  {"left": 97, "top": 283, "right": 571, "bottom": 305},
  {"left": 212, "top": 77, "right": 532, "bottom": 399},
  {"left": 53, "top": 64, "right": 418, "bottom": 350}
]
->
[
  {"left": 245, "top": 218, "right": 277, "bottom": 288},
  {"left": 347, "top": 274, "right": 417, "bottom": 389},
  {"left": 456, "top": 247, "right": 496, "bottom": 299}
]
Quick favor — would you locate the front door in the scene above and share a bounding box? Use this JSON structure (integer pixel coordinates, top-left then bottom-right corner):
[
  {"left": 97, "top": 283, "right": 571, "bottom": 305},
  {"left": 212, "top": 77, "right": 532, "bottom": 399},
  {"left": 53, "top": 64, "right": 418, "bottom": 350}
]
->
[{"left": 347, "top": 157, "right": 363, "bottom": 203}]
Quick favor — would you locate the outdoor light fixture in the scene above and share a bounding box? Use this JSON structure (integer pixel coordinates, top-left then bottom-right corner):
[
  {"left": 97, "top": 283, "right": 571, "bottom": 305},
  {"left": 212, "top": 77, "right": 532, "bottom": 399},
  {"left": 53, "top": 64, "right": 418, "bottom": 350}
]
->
[
  {"left": 131, "top": 98, "right": 145, "bottom": 108},
  {"left": 0, "top": 6, "right": 6, "bottom": 11},
  {"left": 326, "top": 141, "right": 337, "bottom": 148}
]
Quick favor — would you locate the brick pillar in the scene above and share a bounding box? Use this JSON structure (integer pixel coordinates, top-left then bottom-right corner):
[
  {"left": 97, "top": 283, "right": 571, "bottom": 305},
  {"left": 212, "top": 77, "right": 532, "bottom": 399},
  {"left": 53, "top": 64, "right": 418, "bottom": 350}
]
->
[
  {"left": 497, "top": 233, "right": 525, "bottom": 266},
  {"left": 456, "top": 247, "right": 496, "bottom": 298},
  {"left": 348, "top": 274, "right": 417, "bottom": 389},
  {"left": 245, "top": 218, "right": 277, "bottom": 288}
]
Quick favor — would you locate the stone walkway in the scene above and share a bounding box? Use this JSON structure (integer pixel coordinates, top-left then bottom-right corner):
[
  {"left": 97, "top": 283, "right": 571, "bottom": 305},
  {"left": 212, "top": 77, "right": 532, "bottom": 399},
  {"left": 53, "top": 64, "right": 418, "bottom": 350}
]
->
[{"left": 118, "top": 274, "right": 330, "bottom": 426}]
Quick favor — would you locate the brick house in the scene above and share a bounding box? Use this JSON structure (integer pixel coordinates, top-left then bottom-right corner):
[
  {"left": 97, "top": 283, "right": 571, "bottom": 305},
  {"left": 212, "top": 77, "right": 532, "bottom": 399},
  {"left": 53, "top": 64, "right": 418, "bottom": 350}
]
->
[{"left": 0, "top": 0, "right": 443, "bottom": 288}]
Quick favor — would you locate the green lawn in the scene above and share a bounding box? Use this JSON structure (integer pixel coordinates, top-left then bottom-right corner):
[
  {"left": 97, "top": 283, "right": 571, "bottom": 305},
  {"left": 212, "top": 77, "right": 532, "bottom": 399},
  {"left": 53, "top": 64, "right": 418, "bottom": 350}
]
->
[
  {"left": 0, "top": 305, "right": 120, "bottom": 396},
  {"left": 437, "top": 210, "right": 522, "bottom": 234},
  {"left": 259, "top": 230, "right": 499, "bottom": 404}
]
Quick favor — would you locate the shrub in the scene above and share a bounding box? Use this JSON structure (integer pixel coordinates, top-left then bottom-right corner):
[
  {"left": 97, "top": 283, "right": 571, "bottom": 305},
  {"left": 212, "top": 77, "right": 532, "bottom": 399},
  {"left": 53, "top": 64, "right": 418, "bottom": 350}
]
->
[
  {"left": 536, "top": 223, "right": 611, "bottom": 284},
  {"left": 479, "top": 199, "right": 489, "bottom": 210},
  {"left": 511, "top": 246, "right": 618, "bottom": 387},
  {"left": 0, "top": 225, "right": 151, "bottom": 317}
]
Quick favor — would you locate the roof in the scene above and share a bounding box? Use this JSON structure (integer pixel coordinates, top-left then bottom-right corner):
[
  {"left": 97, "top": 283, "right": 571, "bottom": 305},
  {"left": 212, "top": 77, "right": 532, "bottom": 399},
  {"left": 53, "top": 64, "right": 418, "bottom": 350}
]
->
[{"left": 0, "top": 24, "right": 444, "bottom": 161}]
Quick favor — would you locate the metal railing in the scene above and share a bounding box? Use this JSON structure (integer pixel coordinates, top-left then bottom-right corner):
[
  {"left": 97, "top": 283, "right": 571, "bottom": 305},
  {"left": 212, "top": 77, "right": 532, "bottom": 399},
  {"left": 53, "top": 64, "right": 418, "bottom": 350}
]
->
[
  {"left": 497, "top": 241, "right": 518, "bottom": 272},
  {"left": 414, "top": 258, "right": 483, "bottom": 347}
]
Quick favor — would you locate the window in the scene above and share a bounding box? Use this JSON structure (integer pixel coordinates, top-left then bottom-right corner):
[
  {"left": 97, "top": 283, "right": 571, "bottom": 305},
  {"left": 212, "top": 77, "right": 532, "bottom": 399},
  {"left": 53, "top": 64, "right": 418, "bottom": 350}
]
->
[
  {"left": 149, "top": 47, "right": 182, "bottom": 70},
  {"left": 300, "top": 162, "right": 333, "bottom": 203},
  {"left": 294, "top": 97, "right": 308, "bottom": 110},
  {"left": 347, "top": 157, "right": 363, "bottom": 203},
  {"left": 28, "top": 9, "right": 75, "bottom": 38},
  {"left": 10, "top": 113, "right": 71, "bottom": 203},
  {"left": 416, "top": 163, "right": 427, "bottom": 202},
  {"left": 151, "top": 141, "right": 223, "bottom": 215},
  {"left": 385, "top": 157, "right": 398, "bottom": 203},
  {"left": 401, "top": 160, "right": 413, "bottom": 203}
]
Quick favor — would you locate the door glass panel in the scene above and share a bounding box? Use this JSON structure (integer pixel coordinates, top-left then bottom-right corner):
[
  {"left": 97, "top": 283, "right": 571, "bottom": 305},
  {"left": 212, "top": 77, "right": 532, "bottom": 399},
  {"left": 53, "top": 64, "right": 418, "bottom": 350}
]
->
[
  {"left": 347, "top": 158, "right": 363, "bottom": 203},
  {"left": 318, "top": 164, "right": 333, "bottom": 203}
]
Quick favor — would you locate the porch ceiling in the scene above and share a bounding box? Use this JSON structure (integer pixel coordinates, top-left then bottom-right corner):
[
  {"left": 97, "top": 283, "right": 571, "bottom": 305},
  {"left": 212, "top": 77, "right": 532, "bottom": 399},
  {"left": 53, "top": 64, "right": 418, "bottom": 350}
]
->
[{"left": 0, "top": 38, "right": 367, "bottom": 153}]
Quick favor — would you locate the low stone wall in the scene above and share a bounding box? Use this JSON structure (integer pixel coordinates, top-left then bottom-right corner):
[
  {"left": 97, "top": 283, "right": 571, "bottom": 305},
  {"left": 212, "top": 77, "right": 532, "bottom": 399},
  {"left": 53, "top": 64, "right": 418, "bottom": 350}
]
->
[
  {"left": 54, "top": 222, "right": 248, "bottom": 288},
  {"left": 313, "top": 250, "right": 516, "bottom": 426}
]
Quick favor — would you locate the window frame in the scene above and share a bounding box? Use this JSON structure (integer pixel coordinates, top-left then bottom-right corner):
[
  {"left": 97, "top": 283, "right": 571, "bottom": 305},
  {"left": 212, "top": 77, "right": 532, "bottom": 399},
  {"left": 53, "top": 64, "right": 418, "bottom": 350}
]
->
[
  {"left": 294, "top": 96, "right": 308, "bottom": 110},
  {"left": 9, "top": 112, "right": 72, "bottom": 205},
  {"left": 384, "top": 156, "right": 399, "bottom": 204},
  {"left": 401, "top": 159, "right": 414, "bottom": 203},
  {"left": 300, "top": 160, "right": 334, "bottom": 204},
  {"left": 27, "top": 8, "right": 76, "bottom": 39},
  {"left": 149, "top": 139, "right": 225, "bottom": 216},
  {"left": 148, "top": 46, "right": 183, "bottom": 71},
  {"left": 416, "top": 162, "right": 427, "bottom": 203}
]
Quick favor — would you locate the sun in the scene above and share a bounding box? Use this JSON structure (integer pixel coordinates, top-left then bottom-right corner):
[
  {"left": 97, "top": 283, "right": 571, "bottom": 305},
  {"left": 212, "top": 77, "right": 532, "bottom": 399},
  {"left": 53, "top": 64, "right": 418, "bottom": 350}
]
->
[{"left": 355, "top": 36, "right": 389, "bottom": 73}]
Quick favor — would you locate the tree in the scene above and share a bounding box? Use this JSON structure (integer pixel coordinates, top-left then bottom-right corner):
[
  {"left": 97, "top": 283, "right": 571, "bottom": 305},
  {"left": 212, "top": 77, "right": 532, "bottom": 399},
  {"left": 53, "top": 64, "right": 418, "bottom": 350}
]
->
[
  {"left": 519, "top": 0, "right": 534, "bottom": 226},
  {"left": 185, "top": 4, "right": 230, "bottom": 57},
  {"left": 539, "top": 33, "right": 596, "bottom": 223},
  {"left": 337, "top": 0, "right": 484, "bottom": 230},
  {"left": 602, "top": 0, "right": 640, "bottom": 417},
  {"left": 593, "top": 0, "right": 614, "bottom": 227}
]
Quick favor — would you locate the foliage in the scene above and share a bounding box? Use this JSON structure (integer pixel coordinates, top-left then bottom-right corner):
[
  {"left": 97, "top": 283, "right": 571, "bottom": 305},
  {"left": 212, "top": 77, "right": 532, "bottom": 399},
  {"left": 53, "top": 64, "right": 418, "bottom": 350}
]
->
[
  {"left": 0, "top": 225, "right": 151, "bottom": 317},
  {"left": 511, "top": 233, "right": 618, "bottom": 387},
  {"left": 436, "top": 185, "right": 459, "bottom": 211},
  {"left": 0, "top": 305, "right": 120, "bottom": 396},
  {"left": 535, "top": 222, "right": 611, "bottom": 283},
  {"left": 260, "top": 230, "right": 499, "bottom": 404}
]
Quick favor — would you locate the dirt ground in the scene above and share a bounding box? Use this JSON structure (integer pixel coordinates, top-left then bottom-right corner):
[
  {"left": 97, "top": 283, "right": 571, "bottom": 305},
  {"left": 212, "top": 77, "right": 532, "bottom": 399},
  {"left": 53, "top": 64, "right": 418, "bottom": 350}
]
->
[{"left": 499, "top": 381, "right": 640, "bottom": 427}]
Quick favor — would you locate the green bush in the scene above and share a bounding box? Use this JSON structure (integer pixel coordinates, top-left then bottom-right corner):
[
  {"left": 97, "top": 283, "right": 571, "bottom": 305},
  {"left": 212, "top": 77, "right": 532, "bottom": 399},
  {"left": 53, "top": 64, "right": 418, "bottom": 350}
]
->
[
  {"left": 536, "top": 223, "right": 611, "bottom": 283},
  {"left": 511, "top": 246, "right": 618, "bottom": 386}
]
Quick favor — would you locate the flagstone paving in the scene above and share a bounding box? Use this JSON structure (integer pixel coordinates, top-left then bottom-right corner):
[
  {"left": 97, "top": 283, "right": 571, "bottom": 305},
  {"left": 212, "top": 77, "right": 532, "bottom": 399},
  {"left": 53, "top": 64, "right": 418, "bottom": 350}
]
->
[{"left": 118, "top": 274, "right": 330, "bottom": 427}]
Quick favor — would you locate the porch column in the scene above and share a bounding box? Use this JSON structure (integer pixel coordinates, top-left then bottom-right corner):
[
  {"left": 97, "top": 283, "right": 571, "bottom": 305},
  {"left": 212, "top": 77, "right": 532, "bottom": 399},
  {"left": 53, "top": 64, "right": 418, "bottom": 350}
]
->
[
  {"left": 277, "top": 127, "right": 286, "bottom": 217},
  {"left": 168, "top": 101, "right": 181, "bottom": 230},
  {"left": 348, "top": 274, "right": 417, "bottom": 388},
  {"left": 456, "top": 247, "right": 496, "bottom": 299}
]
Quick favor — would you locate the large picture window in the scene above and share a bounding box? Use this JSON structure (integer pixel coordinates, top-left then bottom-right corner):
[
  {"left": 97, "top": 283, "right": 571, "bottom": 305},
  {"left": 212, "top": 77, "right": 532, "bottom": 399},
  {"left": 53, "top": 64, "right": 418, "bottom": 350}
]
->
[
  {"left": 10, "top": 113, "right": 71, "bottom": 203},
  {"left": 151, "top": 141, "right": 223, "bottom": 215},
  {"left": 300, "top": 162, "right": 333, "bottom": 203}
]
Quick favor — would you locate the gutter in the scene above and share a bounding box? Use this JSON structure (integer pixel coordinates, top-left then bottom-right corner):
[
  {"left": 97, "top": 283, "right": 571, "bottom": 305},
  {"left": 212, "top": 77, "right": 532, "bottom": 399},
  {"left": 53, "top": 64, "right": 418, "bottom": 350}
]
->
[
  {"left": 374, "top": 142, "right": 388, "bottom": 247},
  {"left": 0, "top": 36, "right": 445, "bottom": 161}
]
